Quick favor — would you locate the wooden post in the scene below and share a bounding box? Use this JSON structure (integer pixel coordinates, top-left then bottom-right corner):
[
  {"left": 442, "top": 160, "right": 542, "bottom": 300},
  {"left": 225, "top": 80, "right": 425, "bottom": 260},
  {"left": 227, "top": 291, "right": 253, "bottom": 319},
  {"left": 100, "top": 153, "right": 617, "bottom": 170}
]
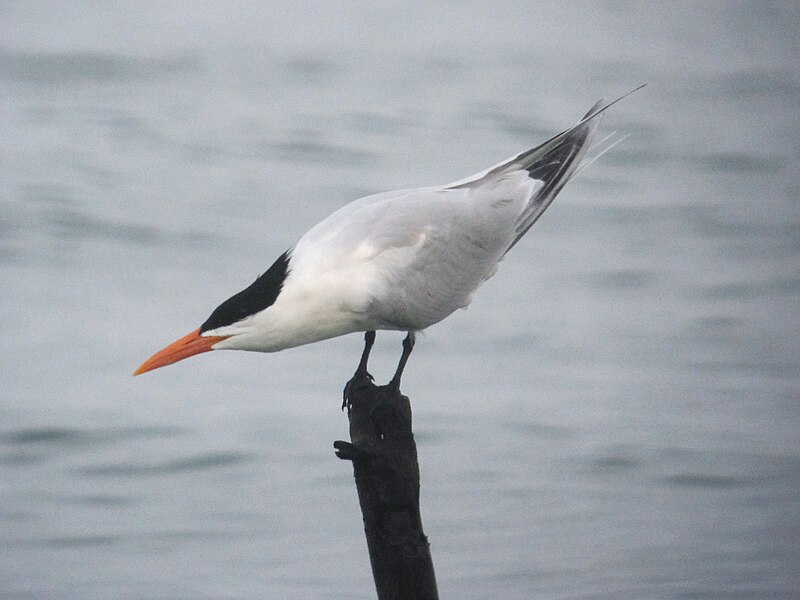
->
[{"left": 335, "top": 380, "right": 439, "bottom": 600}]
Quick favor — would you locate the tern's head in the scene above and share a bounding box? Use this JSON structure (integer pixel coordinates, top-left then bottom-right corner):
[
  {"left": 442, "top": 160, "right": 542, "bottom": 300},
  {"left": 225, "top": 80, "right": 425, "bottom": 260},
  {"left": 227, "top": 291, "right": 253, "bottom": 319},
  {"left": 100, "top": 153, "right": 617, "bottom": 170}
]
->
[{"left": 133, "top": 251, "right": 290, "bottom": 375}]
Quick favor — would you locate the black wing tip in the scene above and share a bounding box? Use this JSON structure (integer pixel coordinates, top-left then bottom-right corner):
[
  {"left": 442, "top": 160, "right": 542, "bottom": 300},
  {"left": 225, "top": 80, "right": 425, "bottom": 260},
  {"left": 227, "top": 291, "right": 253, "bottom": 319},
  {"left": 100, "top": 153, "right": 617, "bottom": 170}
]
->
[
  {"left": 512, "top": 84, "right": 648, "bottom": 180},
  {"left": 200, "top": 250, "right": 291, "bottom": 333},
  {"left": 582, "top": 83, "right": 647, "bottom": 124}
]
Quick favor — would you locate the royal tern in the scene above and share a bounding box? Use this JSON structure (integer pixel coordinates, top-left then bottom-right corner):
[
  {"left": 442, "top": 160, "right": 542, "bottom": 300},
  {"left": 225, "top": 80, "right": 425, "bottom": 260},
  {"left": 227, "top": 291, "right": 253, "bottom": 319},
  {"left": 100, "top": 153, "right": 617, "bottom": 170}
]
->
[{"left": 134, "top": 89, "right": 639, "bottom": 395}]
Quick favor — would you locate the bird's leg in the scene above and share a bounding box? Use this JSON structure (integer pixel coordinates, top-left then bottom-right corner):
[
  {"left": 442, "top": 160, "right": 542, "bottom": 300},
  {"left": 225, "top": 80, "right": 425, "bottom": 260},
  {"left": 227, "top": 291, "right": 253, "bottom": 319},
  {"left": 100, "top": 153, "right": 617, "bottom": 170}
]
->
[
  {"left": 388, "top": 331, "right": 415, "bottom": 394},
  {"left": 356, "top": 330, "right": 376, "bottom": 378},
  {"left": 343, "top": 330, "right": 376, "bottom": 409}
]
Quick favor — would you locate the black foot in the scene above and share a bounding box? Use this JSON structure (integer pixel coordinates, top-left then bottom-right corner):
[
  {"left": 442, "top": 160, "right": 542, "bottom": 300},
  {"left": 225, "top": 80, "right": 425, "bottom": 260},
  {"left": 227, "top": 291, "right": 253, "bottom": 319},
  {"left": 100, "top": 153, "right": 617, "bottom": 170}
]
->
[
  {"left": 343, "top": 331, "right": 377, "bottom": 410},
  {"left": 342, "top": 369, "right": 374, "bottom": 410}
]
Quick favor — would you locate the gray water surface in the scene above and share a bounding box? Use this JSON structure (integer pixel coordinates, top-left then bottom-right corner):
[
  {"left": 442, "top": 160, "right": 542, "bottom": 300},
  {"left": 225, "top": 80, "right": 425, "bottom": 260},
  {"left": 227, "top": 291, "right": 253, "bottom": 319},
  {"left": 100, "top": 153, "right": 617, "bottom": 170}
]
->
[{"left": 1, "top": 2, "right": 799, "bottom": 599}]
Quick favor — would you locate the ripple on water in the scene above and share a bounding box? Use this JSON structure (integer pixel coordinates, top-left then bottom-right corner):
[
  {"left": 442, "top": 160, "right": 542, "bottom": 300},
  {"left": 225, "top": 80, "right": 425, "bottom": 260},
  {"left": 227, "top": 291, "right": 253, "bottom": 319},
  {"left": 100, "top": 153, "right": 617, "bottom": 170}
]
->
[
  {"left": 685, "top": 68, "right": 800, "bottom": 99},
  {"left": 1, "top": 427, "right": 85, "bottom": 445},
  {"left": 592, "top": 453, "right": 643, "bottom": 472},
  {"left": 687, "top": 151, "right": 785, "bottom": 175},
  {"left": 40, "top": 534, "right": 121, "bottom": 549},
  {"left": 39, "top": 207, "right": 219, "bottom": 248},
  {"left": 283, "top": 55, "right": 338, "bottom": 83},
  {"left": 505, "top": 421, "right": 575, "bottom": 440},
  {"left": 0, "top": 49, "right": 203, "bottom": 85},
  {"left": 660, "top": 473, "right": 752, "bottom": 489},
  {"left": 344, "top": 111, "right": 414, "bottom": 135},
  {"left": 0, "top": 425, "right": 185, "bottom": 447},
  {"left": 77, "top": 451, "right": 252, "bottom": 477},
  {"left": 590, "top": 268, "right": 655, "bottom": 291},
  {"left": 258, "top": 139, "right": 375, "bottom": 167},
  {"left": 71, "top": 494, "right": 138, "bottom": 507}
]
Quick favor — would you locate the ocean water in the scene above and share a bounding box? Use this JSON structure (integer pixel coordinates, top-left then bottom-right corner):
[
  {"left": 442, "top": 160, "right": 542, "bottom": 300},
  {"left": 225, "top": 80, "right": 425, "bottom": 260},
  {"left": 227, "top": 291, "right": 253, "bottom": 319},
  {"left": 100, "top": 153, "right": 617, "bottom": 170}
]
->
[{"left": 1, "top": 2, "right": 798, "bottom": 598}]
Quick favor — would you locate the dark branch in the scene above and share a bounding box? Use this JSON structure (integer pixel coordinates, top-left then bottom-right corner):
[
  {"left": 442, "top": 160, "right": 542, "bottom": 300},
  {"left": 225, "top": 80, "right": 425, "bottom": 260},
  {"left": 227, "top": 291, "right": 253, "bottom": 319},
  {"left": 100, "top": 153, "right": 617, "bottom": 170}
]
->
[{"left": 335, "top": 380, "right": 439, "bottom": 600}]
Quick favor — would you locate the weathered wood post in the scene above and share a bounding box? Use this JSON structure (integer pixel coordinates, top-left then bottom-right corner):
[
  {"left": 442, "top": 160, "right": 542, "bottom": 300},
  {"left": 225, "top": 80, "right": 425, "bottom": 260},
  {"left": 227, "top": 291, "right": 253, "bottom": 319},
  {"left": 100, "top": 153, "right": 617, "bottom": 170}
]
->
[{"left": 335, "top": 380, "right": 439, "bottom": 600}]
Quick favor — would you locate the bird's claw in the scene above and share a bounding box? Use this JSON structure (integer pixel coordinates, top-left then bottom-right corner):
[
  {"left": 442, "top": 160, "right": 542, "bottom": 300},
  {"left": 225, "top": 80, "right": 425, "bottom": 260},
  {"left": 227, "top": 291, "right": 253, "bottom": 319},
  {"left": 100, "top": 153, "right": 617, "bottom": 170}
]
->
[{"left": 342, "top": 370, "right": 374, "bottom": 411}]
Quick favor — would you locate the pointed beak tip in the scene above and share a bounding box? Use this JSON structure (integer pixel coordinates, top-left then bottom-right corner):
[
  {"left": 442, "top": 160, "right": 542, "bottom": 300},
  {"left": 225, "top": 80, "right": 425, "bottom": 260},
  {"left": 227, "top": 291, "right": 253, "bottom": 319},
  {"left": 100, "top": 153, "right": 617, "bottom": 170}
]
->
[
  {"left": 131, "top": 355, "right": 165, "bottom": 377},
  {"left": 132, "top": 328, "right": 229, "bottom": 378}
]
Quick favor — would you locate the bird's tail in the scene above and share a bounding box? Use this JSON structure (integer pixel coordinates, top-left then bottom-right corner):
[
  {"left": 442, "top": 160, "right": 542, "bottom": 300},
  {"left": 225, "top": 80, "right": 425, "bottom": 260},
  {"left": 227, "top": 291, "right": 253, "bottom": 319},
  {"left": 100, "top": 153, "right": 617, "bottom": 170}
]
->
[
  {"left": 449, "top": 85, "right": 644, "bottom": 252},
  {"left": 502, "top": 99, "right": 605, "bottom": 251}
]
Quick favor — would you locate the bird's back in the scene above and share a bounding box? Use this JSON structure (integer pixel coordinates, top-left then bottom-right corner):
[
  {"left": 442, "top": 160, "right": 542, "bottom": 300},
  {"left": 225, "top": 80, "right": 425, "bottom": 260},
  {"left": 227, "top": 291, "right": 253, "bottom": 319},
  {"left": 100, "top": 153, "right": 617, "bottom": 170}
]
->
[
  {"left": 134, "top": 91, "right": 640, "bottom": 373},
  {"left": 285, "top": 99, "right": 609, "bottom": 334}
]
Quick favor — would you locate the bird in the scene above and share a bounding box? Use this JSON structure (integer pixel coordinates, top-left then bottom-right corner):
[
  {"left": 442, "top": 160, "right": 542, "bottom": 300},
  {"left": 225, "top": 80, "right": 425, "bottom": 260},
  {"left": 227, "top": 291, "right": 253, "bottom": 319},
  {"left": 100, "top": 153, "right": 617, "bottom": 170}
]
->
[{"left": 134, "top": 88, "right": 641, "bottom": 398}]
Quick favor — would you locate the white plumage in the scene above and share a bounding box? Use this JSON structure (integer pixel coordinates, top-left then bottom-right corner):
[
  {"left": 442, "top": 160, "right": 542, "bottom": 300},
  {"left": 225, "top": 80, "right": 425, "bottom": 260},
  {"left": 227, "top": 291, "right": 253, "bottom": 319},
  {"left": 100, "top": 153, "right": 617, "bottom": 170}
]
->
[{"left": 134, "top": 90, "right": 640, "bottom": 380}]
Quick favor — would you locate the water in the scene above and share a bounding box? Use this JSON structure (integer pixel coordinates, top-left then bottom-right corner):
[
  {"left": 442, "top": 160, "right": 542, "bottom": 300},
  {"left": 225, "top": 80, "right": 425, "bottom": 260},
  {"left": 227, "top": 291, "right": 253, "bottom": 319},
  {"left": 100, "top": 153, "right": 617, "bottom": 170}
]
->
[{"left": 1, "top": 2, "right": 798, "bottom": 598}]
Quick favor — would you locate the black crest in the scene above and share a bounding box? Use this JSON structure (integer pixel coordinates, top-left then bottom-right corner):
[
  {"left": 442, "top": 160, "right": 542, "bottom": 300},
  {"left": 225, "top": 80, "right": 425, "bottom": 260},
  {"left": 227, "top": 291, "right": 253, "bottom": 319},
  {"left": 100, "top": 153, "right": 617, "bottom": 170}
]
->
[{"left": 200, "top": 250, "right": 291, "bottom": 333}]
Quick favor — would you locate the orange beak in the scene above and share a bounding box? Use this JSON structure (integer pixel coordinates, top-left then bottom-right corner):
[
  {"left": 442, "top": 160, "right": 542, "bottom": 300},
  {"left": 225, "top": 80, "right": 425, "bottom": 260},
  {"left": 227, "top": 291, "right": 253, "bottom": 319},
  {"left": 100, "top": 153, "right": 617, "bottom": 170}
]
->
[{"left": 133, "top": 328, "right": 230, "bottom": 376}]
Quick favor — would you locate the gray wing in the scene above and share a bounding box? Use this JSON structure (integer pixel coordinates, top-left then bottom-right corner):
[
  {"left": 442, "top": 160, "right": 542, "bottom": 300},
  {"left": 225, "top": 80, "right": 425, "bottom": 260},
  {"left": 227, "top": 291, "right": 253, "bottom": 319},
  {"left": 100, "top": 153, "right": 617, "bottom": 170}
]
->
[
  {"left": 450, "top": 100, "right": 605, "bottom": 252},
  {"left": 289, "top": 90, "right": 640, "bottom": 330},
  {"left": 449, "top": 87, "right": 644, "bottom": 252}
]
